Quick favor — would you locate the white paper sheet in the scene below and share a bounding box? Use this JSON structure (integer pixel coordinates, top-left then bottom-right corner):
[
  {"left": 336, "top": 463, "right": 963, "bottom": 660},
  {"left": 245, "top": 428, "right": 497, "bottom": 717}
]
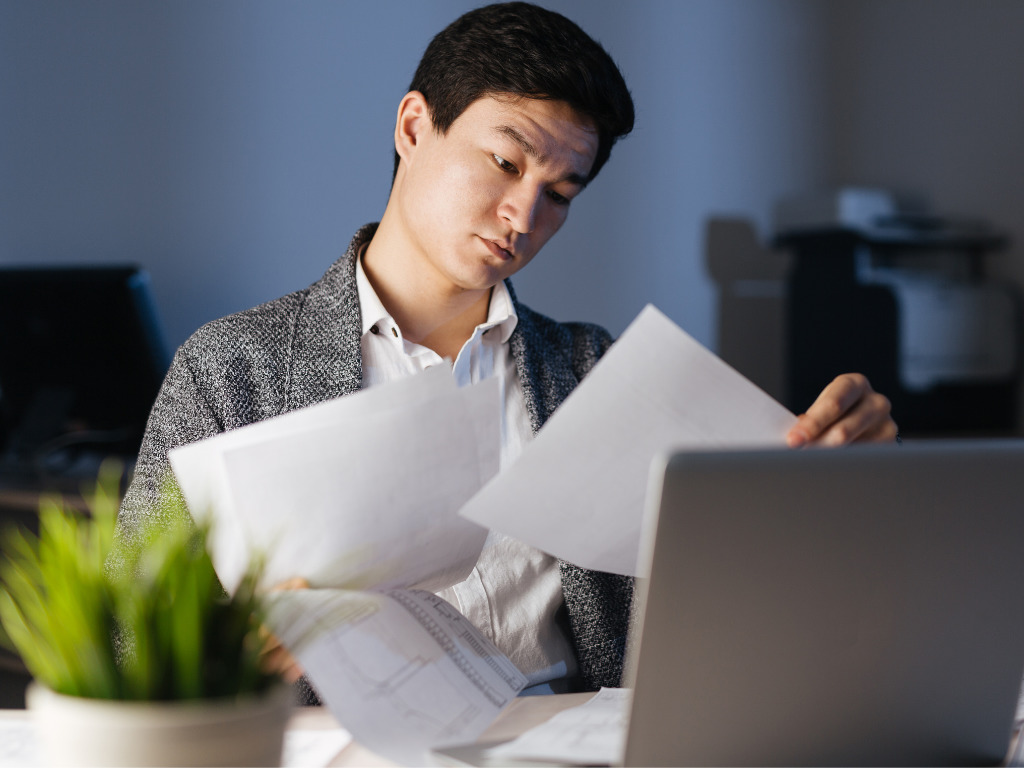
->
[
  {"left": 267, "top": 587, "right": 528, "bottom": 766},
  {"left": 480, "top": 687, "right": 631, "bottom": 766},
  {"left": 170, "top": 365, "right": 456, "bottom": 591},
  {"left": 282, "top": 729, "right": 352, "bottom": 768},
  {"left": 0, "top": 717, "right": 352, "bottom": 768},
  {"left": 459, "top": 305, "right": 797, "bottom": 577},
  {"left": 170, "top": 368, "right": 499, "bottom": 593}
]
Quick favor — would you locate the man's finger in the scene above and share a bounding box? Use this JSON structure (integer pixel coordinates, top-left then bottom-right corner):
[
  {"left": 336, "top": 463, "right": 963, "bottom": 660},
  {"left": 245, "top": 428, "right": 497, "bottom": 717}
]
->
[
  {"left": 271, "top": 577, "right": 310, "bottom": 592},
  {"left": 787, "top": 373, "right": 870, "bottom": 447},
  {"left": 786, "top": 374, "right": 897, "bottom": 447},
  {"left": 808, "top": 390, "right": 894, "bottom": 446},
  {"left": 259, "top": 578, "right": 311, "bottom": 683}
]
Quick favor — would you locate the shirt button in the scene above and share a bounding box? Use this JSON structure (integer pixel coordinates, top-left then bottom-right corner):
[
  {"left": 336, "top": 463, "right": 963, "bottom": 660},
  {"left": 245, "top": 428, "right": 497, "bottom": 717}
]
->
[
  {"left": 391, "top": 327, "right": 399, "bottom": 338},
  {"left": 370, "top": 325, "right": 380, "bottom": 335}
]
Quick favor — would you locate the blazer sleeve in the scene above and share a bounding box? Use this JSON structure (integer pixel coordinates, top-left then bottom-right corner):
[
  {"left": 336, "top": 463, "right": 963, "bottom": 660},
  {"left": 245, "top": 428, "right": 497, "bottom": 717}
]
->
[{"left": 117, "top": 343, "right": 225, "bottom": 547}]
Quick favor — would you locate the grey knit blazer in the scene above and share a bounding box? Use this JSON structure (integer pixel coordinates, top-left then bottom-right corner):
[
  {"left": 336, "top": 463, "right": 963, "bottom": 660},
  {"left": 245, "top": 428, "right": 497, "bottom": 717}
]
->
[{"left": 119, "top": 223, "right": 634, "bottom": 692}]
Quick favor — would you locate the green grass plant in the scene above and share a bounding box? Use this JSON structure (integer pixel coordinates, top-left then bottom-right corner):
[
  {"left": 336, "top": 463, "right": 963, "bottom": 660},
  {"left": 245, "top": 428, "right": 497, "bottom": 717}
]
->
[{"left": 0, "top": 463, "right": 277, "bottom": 701}]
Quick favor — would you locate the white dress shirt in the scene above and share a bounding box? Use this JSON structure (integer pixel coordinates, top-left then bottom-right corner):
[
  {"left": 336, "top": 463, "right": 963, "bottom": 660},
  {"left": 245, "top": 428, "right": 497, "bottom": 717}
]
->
[{"left": 356, "top": 254, "right": 579, "bottom": 693}]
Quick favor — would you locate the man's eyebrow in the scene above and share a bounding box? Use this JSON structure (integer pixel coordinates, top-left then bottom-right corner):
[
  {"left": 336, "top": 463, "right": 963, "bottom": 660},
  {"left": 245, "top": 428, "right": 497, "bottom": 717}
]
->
[
  {"left": 493, "top": 124, "right": 590, "bottom": 187},
  {"left": 495, "top": 124, "right": 545, "bottom": 162}
]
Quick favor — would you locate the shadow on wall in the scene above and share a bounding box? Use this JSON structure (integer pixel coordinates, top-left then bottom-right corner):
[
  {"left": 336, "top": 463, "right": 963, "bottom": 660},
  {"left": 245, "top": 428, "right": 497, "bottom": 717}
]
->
[{"left": 705, "top": 217, "right": 791, "bottom": 404}]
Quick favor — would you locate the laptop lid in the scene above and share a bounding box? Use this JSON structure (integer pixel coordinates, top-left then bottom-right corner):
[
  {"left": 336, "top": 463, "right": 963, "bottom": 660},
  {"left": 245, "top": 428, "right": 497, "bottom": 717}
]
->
[{"left": 624, "top": 440, "right": 1024, "bottom": 767}]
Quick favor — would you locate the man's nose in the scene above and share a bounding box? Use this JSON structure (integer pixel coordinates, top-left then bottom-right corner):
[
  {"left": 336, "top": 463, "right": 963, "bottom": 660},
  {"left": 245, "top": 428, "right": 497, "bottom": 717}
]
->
[{"left": 500, "top": 185, "right": 541, "bottom": 234}]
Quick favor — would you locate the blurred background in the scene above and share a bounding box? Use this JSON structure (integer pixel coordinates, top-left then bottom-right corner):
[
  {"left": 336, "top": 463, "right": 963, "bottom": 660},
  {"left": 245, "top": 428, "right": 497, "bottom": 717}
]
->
[{"left": 1, "top": 0, "right": 1022, "bottom": 431}]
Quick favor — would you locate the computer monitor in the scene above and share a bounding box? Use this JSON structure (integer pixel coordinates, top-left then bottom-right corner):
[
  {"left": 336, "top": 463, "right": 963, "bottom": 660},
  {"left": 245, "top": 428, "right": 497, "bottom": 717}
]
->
[{"left": 0, "top": 265, "right": 170, "bottom": 473}]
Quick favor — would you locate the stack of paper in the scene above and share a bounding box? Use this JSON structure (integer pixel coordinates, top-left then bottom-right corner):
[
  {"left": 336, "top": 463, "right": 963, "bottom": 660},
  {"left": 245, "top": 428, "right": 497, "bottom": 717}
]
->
[
  {"left": 170, "top": 367, "right": 522, "bottom": 764},
  {"left": 169, "top": 304, "right": 796, "bottom": 764}
]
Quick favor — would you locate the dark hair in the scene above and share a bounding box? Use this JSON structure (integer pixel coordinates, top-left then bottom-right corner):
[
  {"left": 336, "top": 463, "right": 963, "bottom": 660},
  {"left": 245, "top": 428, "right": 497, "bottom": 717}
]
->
[{"left": 395, "top": 1, "right": 634, "bottom": 183}]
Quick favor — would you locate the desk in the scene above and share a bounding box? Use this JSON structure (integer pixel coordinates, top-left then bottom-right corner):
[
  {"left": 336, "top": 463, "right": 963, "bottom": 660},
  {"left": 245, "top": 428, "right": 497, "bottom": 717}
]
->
[
  {"left": 297, "top": 692, "right": 595, "bottom": 766},
  {"left": 0, "top": 693, "right": 596, "bottom": 767},
  {"left": 5, "top": 693, "right": 1021, "bottom": 766}
]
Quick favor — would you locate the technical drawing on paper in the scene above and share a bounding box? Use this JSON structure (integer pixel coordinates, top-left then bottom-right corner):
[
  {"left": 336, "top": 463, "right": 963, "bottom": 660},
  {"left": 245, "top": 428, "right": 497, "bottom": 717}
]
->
[{"left": 281, "top": 586, "right": 527, "bottom": 764}]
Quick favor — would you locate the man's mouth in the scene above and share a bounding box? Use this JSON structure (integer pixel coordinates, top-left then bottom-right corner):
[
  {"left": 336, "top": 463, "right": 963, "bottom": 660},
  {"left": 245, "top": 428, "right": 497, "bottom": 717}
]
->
[{"left": 482, "top": 237, "right": 514, "bottom": 261}]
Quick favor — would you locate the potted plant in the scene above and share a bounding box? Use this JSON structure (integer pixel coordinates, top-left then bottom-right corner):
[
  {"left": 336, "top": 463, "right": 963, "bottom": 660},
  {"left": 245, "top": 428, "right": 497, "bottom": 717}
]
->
[{"left": 0, "top": 463, "right": 291, "bottom": 767}]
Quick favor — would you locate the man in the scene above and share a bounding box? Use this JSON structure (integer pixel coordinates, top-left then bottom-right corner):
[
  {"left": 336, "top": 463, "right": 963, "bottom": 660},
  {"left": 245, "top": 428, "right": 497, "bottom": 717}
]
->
[{"left": 119, "top": 2, "right": 897, "bottom": 699}]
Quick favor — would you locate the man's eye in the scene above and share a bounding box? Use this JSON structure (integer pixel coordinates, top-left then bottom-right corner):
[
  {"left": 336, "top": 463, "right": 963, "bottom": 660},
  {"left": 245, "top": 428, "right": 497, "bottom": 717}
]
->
[
  {"left": 548, "top": 190, "right": 570, "bottom": 206},
  {"left": 492, "top": 154, "right": 517, "bottom": 173}
]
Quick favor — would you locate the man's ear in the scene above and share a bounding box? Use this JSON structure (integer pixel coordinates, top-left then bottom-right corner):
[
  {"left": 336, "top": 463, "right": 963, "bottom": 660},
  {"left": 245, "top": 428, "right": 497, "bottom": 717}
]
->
[{"left": 394, "top": 91, "right": 432, "bottom": 168}]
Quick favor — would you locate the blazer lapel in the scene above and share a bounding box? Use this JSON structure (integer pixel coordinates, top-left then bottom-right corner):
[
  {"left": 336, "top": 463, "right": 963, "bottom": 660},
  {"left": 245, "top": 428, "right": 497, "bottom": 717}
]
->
[
  {"left": 283, "top": 223, "right": 378, "bottom": 412},
  {"left": 507, "top": 283, "right": 580, "bottom": 435},
  {"left": 279, "top": 233, "right": 578, "bottom": 434}
]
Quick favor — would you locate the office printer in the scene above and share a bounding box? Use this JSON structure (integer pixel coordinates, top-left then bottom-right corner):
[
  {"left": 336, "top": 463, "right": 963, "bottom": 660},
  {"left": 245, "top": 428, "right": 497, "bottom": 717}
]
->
[{"left": 775, "top": 188, "right": 1020, "bottom": 436}]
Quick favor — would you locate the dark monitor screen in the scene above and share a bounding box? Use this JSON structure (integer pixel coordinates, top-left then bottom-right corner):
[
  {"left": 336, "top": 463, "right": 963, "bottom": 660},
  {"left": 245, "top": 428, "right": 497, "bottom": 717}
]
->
[{"left": 0, "top": 265, "right": 170, "bottom": 471}]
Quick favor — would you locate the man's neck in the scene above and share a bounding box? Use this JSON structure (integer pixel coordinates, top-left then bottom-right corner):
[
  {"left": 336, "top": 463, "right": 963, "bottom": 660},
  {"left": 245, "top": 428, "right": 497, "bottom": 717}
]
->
[{"left": 361, "top": 218, "right": 491, "bottom": 362}]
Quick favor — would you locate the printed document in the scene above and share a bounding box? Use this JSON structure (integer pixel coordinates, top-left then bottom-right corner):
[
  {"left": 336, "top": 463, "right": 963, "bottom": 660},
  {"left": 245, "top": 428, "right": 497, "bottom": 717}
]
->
[
  {"left": 268, "top": 587, "right": 527, "bottom": 766},
  {"left": 170, "top": 369, "right": 520, "bottom": 763}
]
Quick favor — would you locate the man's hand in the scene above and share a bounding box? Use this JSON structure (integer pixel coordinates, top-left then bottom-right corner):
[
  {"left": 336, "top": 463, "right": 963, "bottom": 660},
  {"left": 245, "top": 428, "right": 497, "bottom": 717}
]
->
[
  {"left": 259, "top": 577, "right": 310, "bottom": 684},
  {"left": 786, "top": 373, "right": 898, "bottom": 448}
]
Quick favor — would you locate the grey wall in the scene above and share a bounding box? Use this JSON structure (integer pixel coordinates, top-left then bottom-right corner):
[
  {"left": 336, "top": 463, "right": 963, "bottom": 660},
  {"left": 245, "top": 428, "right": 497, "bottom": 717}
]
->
[
  {"left": 2, "top": 1, "right": 1023, "bottom": 426},
  {"left": 827, "top": 0, "right": 1024, "bottom": 296},
  {"left": 0, "top": 0, "right": 830, "bottom": 348},
  {"left": 822, "top": 0, "right": 1024, "bottom": 429}
]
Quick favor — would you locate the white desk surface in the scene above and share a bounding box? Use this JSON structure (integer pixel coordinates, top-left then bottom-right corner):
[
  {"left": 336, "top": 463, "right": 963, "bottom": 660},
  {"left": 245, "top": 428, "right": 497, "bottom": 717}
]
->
[
  {"left": 5, "top": 691, "right": 1022, "bottom": 766},
  {"left": 293, "top": 691, "right": 596, "bottom": 766},
  {"left": 0, "top": 691, "right": 596, "bottom": 768}
]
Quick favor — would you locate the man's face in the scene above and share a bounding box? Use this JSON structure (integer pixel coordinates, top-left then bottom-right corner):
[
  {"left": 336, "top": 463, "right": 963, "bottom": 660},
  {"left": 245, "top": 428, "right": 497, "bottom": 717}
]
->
[{"left": 394, "top": 94, "right": 599, "bottom": 294}]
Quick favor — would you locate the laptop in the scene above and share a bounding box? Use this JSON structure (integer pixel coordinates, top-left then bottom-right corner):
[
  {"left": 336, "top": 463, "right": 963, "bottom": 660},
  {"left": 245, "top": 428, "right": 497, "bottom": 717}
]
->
[{"left": 625, "top": 440, "right": 1024, "bottom": 766}]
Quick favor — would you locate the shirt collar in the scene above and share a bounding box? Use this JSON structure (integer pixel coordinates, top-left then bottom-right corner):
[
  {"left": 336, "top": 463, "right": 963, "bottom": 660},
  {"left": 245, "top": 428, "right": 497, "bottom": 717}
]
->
[
  {"left": 355, "top": 250, "right": 519, "bottom": 344},
  {"left": 484, "top": 279, "right": 519, "bottom": 344},
  {"left": 355, "top": 249, "right": 393, "bottom": 337}
]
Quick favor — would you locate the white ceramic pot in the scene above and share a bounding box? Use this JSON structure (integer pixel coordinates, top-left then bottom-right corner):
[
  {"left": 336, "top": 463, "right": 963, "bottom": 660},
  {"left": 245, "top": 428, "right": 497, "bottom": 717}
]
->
[{"left": 26, "top": 682, "right": 293, "bottom": 767}]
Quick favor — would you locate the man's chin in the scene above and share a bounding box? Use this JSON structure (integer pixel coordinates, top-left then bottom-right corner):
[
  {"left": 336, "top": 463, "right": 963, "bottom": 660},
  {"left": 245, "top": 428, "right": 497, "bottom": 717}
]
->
[{"left": 450, "top": 262, "right": 513, "bottom": 293}]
